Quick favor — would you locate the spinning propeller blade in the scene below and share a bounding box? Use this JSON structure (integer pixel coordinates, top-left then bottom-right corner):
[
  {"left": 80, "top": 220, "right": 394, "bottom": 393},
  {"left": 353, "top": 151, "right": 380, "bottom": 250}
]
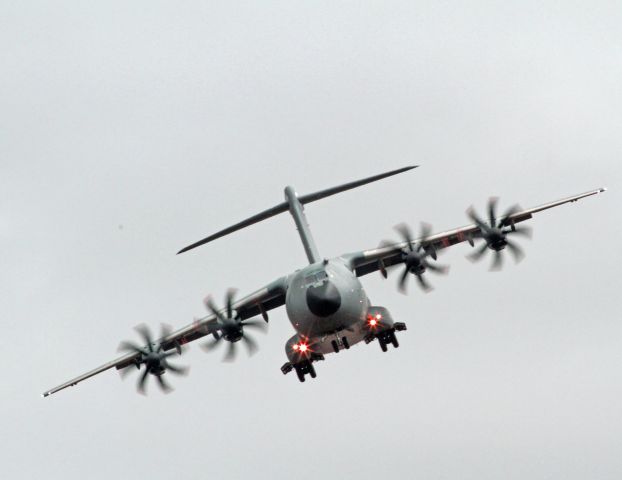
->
[
  {"left": 118, "top": 324, "right": 189, "bottom": 395},
  {"left": 466, "top": 198, "right": 531, "bottom": 271},
  {"left": 201, "top": 289, "right": 267, "bottom": 362},
  {"left": 383, "top": 222, "right": 449, "bottom": 293}
]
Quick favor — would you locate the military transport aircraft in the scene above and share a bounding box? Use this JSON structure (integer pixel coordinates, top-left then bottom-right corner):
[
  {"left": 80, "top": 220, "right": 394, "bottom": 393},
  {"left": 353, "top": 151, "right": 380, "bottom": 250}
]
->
[{"left": 43, "top": 166, "right": 606, "bottom": 395}]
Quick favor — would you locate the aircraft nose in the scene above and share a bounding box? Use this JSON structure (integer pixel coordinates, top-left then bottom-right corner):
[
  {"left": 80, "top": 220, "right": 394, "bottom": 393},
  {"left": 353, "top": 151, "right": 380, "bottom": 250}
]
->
[{"left": 306, "top": 281, "right": 341, "bottom": 317}]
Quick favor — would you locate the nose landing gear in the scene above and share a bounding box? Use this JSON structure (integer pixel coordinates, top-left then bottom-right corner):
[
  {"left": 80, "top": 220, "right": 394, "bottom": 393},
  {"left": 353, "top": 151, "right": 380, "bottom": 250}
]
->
[{"left": 331, "top": 335, "right": 350, "bottom": 353}]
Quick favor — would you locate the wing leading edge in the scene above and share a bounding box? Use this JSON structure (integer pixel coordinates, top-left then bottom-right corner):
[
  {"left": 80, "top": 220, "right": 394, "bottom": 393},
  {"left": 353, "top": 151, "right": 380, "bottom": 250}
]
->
[
  {"left": 346, "top": 187, "right": 606, "bottom": 277},
  {"left": 42, "top": 276, "right": 289, "bottom": 397}
]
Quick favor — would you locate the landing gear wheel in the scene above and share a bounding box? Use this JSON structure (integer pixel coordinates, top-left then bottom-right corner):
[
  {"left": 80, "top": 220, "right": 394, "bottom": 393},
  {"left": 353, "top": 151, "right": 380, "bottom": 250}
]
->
[
  {"left": 342, "top": 336, "right": 350, "bottom": 349},
  {"left": 390, "top": 332, "right": 399, "bottom": 348},
  {"left": 379, "top": 339, "right": 388, "bottom": 352},
  {"left": 296, "top": 368, "right": 305, "bottom": 382},
  {"left": 309, "top": 364, "right": 317, "bottom": 378},
  {"left": 331, "top": 340, "right": 339, "bottom": 353}
]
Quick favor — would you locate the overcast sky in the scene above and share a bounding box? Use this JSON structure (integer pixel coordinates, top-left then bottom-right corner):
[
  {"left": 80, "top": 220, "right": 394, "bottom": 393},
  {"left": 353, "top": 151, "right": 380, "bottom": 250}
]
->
[{"left": 2, "top": 1, "right": 621, "bottom": 479}]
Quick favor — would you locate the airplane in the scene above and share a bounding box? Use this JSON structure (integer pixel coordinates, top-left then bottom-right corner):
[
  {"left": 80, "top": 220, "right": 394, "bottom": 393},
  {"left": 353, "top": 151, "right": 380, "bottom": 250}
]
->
[{"left": 42, "top": 166, "right": 606, "bottom": 396}]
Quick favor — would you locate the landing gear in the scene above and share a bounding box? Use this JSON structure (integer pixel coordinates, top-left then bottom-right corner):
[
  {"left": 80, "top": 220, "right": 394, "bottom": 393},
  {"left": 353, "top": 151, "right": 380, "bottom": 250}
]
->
[
  {"left": 377, "top": 331, "right": 396, "bottom": 352},
  {"left": 281, "top": 353, "right": 324, "bottom": 383},
  {"left": 293, "top": 361, "right": 317, "bottom": 382},
  {"left": 365, "top": 322, "right": 406, "bottom": 352},
  {"left": 331, "top": 336, "right": 350, "bottom": 353}
]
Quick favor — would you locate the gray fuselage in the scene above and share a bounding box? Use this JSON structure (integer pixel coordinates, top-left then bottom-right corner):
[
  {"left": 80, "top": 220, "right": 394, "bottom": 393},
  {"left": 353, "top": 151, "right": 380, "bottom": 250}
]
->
[{"left": 285, "top": 259, "right": 369, "bottom": 338}]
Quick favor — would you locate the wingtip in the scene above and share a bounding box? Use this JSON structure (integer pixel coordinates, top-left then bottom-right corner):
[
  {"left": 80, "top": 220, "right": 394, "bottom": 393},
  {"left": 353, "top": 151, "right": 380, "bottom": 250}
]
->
[
  {"left": 600, "top": 187, "right": 607, "bottom": 193},
  {"left": 390, "top": 165, "right": 418, "bottom": 175}
]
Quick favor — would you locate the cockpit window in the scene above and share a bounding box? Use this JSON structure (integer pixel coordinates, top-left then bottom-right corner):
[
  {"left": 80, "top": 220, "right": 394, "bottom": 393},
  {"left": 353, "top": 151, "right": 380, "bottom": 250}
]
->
[
  {"left": 304, "top": 270, "right": 328, "bottom": 285},
  {"left": 315, "top": 271, "right": 328, "bottom": 281}
]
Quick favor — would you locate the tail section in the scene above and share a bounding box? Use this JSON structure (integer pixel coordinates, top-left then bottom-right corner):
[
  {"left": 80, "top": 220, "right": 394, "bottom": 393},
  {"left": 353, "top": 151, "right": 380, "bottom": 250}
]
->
[{"left": 177, "top": 165, "right": 418, "bottom": 256}]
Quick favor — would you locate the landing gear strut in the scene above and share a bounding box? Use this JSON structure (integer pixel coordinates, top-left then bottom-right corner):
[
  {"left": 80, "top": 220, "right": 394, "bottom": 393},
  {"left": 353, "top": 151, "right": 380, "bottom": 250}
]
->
[
  {"left": 295, "top": 362, "right": 316, "bottom": 382},
  {"left": 365, "top": 322, "right": 406, "bottom": 352},
  {"left": 331, "top": 336, "right": 351, "bottom": 353},
  {"left": 281, "top": 353, "right": 324, "bottom": 382}
]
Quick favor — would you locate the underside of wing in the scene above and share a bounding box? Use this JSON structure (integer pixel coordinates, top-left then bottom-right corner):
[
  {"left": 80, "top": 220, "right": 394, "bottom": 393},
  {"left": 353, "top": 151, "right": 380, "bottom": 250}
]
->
[
  {"left": 348, "top": 187, "right": 606, "bottom": 278},
  {"left": 42, "top": 352, "right": 137, "bottom": 397},
  {"left": 42, "top": 276, "right": 289, "bottom": 397}
]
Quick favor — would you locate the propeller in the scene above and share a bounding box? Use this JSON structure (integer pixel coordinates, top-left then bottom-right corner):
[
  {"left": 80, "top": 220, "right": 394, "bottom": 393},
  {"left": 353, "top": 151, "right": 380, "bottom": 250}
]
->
[
  {"left": 201, "top": 288, "right": 267, "bottom": 362},
  {"left": 382, "top": 222, "right": 449, "bottom": 293},
  {"left": 467, "top": 197, "right": 532, "bottom": 270},
  {"left": 118, "top": 323, "right": 189, "bottom": 395}
]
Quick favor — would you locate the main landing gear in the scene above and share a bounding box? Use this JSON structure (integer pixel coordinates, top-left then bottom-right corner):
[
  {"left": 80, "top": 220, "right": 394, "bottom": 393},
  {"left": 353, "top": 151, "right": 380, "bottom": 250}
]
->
[
  {"left": 281, "top": 353, "right": 324, "bottom": 383},
  {"left": 365, "top": 322, "right": 407, "bottom": 352}
]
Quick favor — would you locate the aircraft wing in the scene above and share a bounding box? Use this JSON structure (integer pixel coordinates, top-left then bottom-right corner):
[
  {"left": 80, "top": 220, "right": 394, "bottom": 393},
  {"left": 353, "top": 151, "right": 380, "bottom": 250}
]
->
[
  {"left": 345, "top": 188, "right": 607, "bottom": 277},
  {"left": 42, "top": 276, "right": 289, "bottom": 397}
]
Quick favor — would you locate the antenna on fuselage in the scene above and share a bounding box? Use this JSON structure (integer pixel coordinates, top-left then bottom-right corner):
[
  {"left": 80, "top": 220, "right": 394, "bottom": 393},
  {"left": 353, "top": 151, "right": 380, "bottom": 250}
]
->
[{"left": 176, "top": 165, "right": 418, "bottom": 258}]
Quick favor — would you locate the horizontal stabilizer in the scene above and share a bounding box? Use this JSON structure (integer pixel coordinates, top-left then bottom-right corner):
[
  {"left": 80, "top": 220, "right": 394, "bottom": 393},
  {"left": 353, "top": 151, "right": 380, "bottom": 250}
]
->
[
  {"left": 177, "top": 202, "right": 289, "bottom": 254},
  {"left": 298, "top": 165, "right": 417, "bottom": 204},
  {"left": 177, "top": 165, "right": 417, "bottom": 254}
]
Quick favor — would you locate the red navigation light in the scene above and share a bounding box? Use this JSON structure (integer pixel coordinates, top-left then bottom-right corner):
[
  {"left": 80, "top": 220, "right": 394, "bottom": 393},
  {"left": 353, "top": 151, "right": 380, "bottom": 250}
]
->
[
  {"left": 369, "top": 318, "right": 378, "bottom": 327},
  {"left": 299, "top": 343, "right": 309, "bottom": 353},
  {"left": 292, "top": 344, "right": 299, "bottom": 351}
]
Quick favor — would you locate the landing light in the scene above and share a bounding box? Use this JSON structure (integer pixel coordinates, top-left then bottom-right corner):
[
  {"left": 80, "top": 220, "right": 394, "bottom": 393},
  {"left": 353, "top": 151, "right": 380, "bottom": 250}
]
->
[
  {"left": 368, "top": 313, "right": 382, "bottom": 327},
  {"left": 293, "top": 342, "right": 309, "bottom": 353}
]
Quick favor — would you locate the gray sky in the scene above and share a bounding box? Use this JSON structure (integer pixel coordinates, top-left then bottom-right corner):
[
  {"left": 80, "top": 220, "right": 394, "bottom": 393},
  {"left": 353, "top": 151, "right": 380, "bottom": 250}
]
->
[{"left": 2, "top": 1, "right": 621, "bottom": 479}]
